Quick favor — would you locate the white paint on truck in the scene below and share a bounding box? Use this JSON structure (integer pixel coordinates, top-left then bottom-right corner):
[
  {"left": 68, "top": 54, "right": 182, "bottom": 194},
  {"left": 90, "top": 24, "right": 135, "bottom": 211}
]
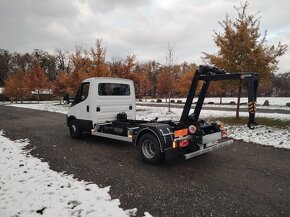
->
[{"left": 67, "top": 77, "right": 136, "bottom": 126}]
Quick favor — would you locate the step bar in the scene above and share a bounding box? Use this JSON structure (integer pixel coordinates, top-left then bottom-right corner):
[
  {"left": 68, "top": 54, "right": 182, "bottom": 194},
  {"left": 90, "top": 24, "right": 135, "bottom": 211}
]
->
[{"left": 184, "top": 139, "right": 234, "bottom": 160}]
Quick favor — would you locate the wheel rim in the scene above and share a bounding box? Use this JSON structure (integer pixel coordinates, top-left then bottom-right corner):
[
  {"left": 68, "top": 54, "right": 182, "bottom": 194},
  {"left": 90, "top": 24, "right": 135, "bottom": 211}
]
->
[
  {"left": 70, "top": 124, "right": 76, "bottom": 135},
  {"left": 142, "top": 139, "right": 155, "bottom": 159}
]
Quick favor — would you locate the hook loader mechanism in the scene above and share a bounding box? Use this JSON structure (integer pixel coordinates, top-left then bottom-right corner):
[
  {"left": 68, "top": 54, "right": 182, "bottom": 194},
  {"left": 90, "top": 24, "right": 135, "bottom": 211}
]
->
[{"left": 180, "top": 65, "right": 259, "bottom": 129}]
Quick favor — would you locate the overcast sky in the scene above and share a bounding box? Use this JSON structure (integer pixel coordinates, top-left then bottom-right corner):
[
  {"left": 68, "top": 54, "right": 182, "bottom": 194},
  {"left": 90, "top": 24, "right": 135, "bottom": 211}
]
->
[{"left": 0, "top": 0, "right": 289, "bottom": 73}]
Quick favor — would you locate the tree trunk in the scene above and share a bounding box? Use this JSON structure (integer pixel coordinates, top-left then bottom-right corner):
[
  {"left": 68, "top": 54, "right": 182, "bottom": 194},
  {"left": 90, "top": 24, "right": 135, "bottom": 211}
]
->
[
  {"left": 220, "top": 96, "right": 223, "bottom": 104},
  {"left": 37, "top": 90, "right": 40, "bottom": 103},
  {"left": 168, "top": 92, "right": 171, "bottom": 112},
  {"left": 236, "top": 80, "right": 242, "bottom": 119}
]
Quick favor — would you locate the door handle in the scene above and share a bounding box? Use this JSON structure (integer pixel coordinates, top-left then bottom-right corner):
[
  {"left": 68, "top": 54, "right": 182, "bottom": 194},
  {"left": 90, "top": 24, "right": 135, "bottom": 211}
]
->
[
  {"left": 96, "top": 107, "right": 100, "bottom": 112},
  {"left": 86, "top": 105, "right": 89, "bottom": 112}
]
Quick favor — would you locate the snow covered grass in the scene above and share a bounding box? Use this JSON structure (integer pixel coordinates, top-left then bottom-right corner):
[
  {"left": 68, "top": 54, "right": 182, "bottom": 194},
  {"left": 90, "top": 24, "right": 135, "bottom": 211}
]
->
[
  {"left": 138, "top": 101, "right": 290, "bottom": 111},
  {"left": 227, "top": 125, "right": 290, "bottom": 149},
  {"left": 0, "top": 131, "right": 137, "bottom": 217},
  {"left": 142, "top": 97, "right": 290, "bottom": 106}
]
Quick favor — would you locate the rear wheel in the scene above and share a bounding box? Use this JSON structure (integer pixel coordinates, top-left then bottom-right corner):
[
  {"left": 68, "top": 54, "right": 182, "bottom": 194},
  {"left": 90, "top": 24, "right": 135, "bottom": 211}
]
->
[
  {"left": 138, "top": 133, "right": 163, "bottom": 165},
  {"left": 69, "top": 120, "right": 81, "bottom": 139}
]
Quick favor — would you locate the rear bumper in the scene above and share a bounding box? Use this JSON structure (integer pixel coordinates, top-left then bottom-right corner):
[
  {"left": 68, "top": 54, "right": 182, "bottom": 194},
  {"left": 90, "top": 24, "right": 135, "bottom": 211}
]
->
[{"left": 184, "top": 139, "right": 234, "bottom": 160}]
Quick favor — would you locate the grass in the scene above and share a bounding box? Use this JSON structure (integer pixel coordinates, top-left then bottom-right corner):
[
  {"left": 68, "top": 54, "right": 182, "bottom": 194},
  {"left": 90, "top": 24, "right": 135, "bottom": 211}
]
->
[
  {"left": 136, "top": 108, "right": 146, "bottom": 112},
  {"left": 215, "top": 116, "right": 290, "bottom": 128}
]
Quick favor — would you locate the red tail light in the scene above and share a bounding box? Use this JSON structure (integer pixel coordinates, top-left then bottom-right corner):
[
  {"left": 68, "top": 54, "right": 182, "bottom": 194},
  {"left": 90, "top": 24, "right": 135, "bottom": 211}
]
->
[{"left": 179, "top": 140, "right": 189, "bottom": 148}]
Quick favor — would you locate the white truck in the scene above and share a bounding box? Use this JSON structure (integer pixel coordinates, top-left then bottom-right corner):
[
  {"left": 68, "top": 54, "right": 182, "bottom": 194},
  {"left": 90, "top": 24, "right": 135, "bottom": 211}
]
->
[{"left": 67, "top": 65, "right": 259, "bottom": 164}]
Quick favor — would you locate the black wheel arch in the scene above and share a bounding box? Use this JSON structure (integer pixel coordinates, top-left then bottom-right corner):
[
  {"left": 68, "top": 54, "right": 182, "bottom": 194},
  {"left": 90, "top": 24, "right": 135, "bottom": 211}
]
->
[
  {"left": 67, "top": 115, "right": 77, "bottom": 127},
  {"left": 135, "top": 128, "right": 164, "bottom": 153}
]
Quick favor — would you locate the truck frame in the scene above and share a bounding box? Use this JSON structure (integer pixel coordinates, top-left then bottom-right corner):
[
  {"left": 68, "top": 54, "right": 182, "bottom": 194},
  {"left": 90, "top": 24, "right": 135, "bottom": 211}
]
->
[{"left": 67, "top": 65, "right": 259, "bottom": 164}]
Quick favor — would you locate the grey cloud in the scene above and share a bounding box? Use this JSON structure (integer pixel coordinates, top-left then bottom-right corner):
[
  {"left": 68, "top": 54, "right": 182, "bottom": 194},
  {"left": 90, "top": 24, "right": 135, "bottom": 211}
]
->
[{"left": 0, "top": 0, "right": 289, "bottom": 73}]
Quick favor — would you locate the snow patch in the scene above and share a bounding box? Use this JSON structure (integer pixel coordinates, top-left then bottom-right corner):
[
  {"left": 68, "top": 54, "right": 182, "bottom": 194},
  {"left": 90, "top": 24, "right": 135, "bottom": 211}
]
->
[
  {"left": 227, "top": 125, "right": 290, "bottom": 149},
  {"left": 0, "top": 130, "right": 137, "bottom": 217}
]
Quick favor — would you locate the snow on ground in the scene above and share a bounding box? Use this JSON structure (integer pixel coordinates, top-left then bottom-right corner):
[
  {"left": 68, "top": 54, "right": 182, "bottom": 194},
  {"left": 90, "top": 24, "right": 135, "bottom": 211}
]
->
[
  {"left": 0, "top": 131, "right": 137, "bottom": 217},
  {"left": 142, "top": 97, "right": 290, "bottom": 106},
  {"left": 137, "top": 101, "right": 290, "bottom": 111},
  {"left": 4, "top": 101, "right": 69, "bottom": 114},
  {"left": 227, "top": 125, "right": 290, "bottom": 149},
  {"left": 136, "top": 105, "right": 290, "bottom": 122},
  {"left": 3, "top": 102, "right": 290, "bottom": 149}
]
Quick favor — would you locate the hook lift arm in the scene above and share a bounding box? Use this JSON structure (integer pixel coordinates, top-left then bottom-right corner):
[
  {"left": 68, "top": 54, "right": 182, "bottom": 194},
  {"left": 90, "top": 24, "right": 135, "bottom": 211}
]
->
[{"left": 180, "top": 65, "right": 259, "bottom": 129}]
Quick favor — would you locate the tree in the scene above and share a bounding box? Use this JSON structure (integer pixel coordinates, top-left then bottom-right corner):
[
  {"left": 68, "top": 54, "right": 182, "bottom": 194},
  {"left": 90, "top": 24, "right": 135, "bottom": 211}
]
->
[
  {"left": 0, "top": 49, "right": 12, "bottom": 87},
  {"left": 203, "top": 1, "right": 287, "bottom": 118},
  {"left": 70, "top": 46, "right": 91, "bottom": 91},
  {"left": 3, "top": 69, "right": 29, "bottom": 103},
  {"left": 175, "top": 63, "right": 197, "bottom": 96},
  {"left": 157, "top": 66, "right": 174, "bottom": 101},
  {"left": 134, "top": 63, "right": 152, "bottom": 98},
  {"left": 55, "top": 49, "right": 71, "bottom": 73},
  {"left": 272, "top": 72, "right": 290, "bottom": 96},
  {"left": 146, "top": 60, "right": 160, "bottom": 97},
  {"left": 53, "top": 71, "right": 72, "bottom": 103},
  {"left": 90, "top": 39, "right": 110, "bottom": 77},
  {"left": 11, "top": 52, "right": 34, "bottom": 74},
  {"left": 28, "top": 64, "right": 50, "bottom": 103},
  {"left": 157, "top": 44, "right": 176, "bottom": 111},
  {"left": 33, "top": 49, "right": 57, "bottom": 81}
]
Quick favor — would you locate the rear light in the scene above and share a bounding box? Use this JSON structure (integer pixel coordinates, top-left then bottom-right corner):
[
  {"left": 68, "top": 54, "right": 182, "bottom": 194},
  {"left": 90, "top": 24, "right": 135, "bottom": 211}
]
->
[
  {"left": 188, "top": 125, "right": 197, "bottom": 134},
  {"left": 179, "top": 140, "right": 189, "bottom": 148}
]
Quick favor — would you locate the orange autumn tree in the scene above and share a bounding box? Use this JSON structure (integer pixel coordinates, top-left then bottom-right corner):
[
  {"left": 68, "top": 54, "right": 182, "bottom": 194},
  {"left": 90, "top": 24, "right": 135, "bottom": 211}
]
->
[
  {"left": 135, "top": 63, "right": 152, "bottom": 98},
  {"left": 53, "top": 70, "right": 72, "bottom": 103},
  {"left": 4, "top": 69, "right": 30, "bottom": 103},
  {"left": 90, "top": 39, "right": 111, "bottom": 77},
  {"left": 157, "top": 66, "right": 174, "bottom": 101},
  {"left": 28, "top": 64, "right": 50, "bottom": 103},
  {"left": 70, "top": 46, "right": 91, "bottom": 91},
  {"left": 175, "top": 64, "right": 199, "bottom": 96},
  {"left": 203, "top": 2, "right": 288, "bottom": 117}
]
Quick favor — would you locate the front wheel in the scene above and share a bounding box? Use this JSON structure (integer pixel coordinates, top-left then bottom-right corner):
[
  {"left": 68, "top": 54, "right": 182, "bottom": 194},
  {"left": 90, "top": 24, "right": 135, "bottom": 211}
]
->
[
  {"left": 138, "top": 133, "right": 163, "bottom": 165},
  {"left": 69, "top": 120, "right": 81, "bottom": 139}
]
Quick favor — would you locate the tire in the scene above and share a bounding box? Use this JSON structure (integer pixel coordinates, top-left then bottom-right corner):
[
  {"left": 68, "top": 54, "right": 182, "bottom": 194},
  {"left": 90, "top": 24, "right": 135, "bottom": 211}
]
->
[
  {"left": 138, "top": 133, "right": 163, "bottom": 165},
  {"left": 69, "top": 120, "right": 81, "bottom": 139}
]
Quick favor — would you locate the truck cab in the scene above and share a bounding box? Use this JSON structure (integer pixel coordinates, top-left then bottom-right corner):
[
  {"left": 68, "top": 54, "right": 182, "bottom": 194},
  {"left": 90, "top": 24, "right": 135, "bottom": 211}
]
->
[{"left": 67, "top": 77, "right": 136, "bottom": 138}]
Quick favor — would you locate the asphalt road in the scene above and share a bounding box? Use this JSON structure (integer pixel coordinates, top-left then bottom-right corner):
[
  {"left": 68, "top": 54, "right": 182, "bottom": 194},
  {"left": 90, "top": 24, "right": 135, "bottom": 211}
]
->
[{"left": 0, "top": 105, "right": 289, "bottom": 217}]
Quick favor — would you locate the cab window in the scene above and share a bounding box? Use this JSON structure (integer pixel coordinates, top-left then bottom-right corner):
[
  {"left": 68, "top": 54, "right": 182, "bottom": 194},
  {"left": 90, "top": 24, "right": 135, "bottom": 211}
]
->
[
  {"left": 98, "top": 83, "right": 130, "bottom": 96},
  {"left": 72, "top": 82, "right": 90, "bottom": 105}
]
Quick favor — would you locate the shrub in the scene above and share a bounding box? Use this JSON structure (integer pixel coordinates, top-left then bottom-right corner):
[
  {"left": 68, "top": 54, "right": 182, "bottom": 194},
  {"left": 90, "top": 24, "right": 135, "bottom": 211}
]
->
[
  {"left": 177, "top": 100, "right": 183, "bottom": 104},
  {"left": 156, "top": 99, "right": 162, "bottom": 103},
  {"left": 229, "top": 101, "right": 236, "bottom": 105},
  {"left": 263, "top": 100, "right": 270, "bottom": 106},
  {"left": 208, "top": 102, "right": 214, "bottom": 104},
  {"left": 170, "top": 99, "right": 175, "bottom": 103}
]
